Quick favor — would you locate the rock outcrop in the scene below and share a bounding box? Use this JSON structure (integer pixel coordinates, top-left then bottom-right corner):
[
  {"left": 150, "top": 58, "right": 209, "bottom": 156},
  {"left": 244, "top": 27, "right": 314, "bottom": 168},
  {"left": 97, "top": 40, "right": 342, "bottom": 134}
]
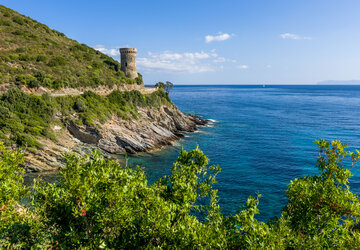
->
[
  {"left": 67, "top": 105, "right": 207, "bottom": 154},
  {"left": 24, "top": 103, "right": 208, "bottom": 172}
]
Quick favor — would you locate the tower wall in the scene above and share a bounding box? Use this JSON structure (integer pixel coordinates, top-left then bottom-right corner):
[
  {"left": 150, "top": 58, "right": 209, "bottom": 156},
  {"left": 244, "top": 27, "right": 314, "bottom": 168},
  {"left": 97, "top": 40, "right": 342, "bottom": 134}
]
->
[{"left": 120, "top": 48, "right": 138, "bottom": 79}]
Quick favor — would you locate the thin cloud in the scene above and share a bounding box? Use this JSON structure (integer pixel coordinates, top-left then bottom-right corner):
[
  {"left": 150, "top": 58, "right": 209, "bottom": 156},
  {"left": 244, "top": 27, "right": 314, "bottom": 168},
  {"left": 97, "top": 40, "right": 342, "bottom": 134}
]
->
[
  {"left": 93, "top": 44, "right": 131, "bottom": 57},
  {"left": 205, "top": 33, "right": 232, "bottom": 43},
  {"left": 280, "top": 33, "right": 312, "bottom": 40},
  {"left": 213, "top": 57, "right": 227, "bottom": 63},
  {"left": 93, "top": 45, "right": 119, "bottom": 56},
  {"left": 238, "top": 65, "right": 249, "bottom": 69},
  {"left": 137, "top": 51, "right": 219, "bottom": 73}
]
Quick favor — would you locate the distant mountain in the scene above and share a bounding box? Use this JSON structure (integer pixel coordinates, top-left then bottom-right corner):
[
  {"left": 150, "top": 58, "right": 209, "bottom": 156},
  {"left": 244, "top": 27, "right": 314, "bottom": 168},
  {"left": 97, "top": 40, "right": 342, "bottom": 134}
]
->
[{"left": 317, "top": 80, "right": 360, "bottom": 85}]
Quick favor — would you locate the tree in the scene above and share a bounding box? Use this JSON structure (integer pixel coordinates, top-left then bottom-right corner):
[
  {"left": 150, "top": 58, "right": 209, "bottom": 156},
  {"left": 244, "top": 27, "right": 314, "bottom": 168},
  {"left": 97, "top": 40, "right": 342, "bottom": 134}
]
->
[
  {"left": 283, "top": 139, "right": 360, "bottom": 247},
  {"left": 155, "top": 81, "right": 173, "bottom": 95}
]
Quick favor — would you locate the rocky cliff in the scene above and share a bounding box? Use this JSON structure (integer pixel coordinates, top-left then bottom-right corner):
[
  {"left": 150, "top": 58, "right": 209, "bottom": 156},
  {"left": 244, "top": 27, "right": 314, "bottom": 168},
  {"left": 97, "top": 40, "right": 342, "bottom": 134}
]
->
[{"left": 24, "top": 103, "right": 208, "bottom": 172}]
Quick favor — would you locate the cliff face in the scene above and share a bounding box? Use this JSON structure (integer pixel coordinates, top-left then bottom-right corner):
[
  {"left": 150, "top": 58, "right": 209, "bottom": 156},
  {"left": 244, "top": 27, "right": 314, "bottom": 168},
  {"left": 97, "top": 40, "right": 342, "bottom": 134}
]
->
[
  {"left": 24, "top": 103, "right": 207, "bottom": 172},
  {"left": 68, "top": 104, "right": 206, "bottom": 154}
]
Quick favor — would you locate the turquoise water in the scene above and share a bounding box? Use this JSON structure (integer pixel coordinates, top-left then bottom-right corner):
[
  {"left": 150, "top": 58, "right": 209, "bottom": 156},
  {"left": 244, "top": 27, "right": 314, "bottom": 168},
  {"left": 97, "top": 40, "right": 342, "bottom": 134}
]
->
[{"left": 128, "top": 85, "right": 360, "bottom": 221}]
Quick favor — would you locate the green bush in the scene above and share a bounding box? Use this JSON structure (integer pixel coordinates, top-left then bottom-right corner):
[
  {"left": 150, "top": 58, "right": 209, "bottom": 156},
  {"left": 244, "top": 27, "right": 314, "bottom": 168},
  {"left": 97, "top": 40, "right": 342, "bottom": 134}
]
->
[
  {"left": 0, "top": 20, "right": 11, "bottom": 26},
  {"left": 28, "top": 79, "right": 39, "bottom": 88},
  {"left": 18, "top": 54, "right": 31, "bottom": 61},
  {"left": 1, "top": 8, "right": 11, "bottom": 18},
  {"left": 0, "top": 142, "right": 50, "bottom": 247},
  {"left": 12, "top": 16, "right": 24, "bottom": 25},
  {"left": 15, "top": 74, "right": 37, "bottom": 85},
  {"left": 92, "top": 61, "right": 103, "bottom": 69},
  {"left": 8, "top": 54, "right": 19, "bottom": 61},
  {"left": 12, "top": 30, "right": 29, "bottom": 37},
  {"left": 35, "top": 54, "right": 47, "bottom": 62},
  {"left": 47, "top": 56, "right": 67, "bottom": 67},
  {"left": 0, "top": 89, "right": 55, "bottom": 147},
  {"left": 70, "top": 44, "right": 88, "bottom": 52},
  {"left": 135, "top": 73, "right": 143, "bottom": 85},
  {"left": 1, "top": 140, "right": 360, "bottom": 248},
  {"left": 74, "top": 98, "right": 87, "bottom": 112},
  {"left": 16, "top": 133, "right": 42, "bottom": 148},
  {"left": 51, "top": 79, "right": 64, "bottom": 89}
]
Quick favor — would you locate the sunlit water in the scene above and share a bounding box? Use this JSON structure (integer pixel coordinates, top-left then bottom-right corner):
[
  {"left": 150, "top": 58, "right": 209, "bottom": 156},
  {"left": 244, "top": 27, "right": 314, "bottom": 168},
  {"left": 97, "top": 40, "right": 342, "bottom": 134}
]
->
[{"left": 26, "top": 85, "right": 360, "bottom": 221}]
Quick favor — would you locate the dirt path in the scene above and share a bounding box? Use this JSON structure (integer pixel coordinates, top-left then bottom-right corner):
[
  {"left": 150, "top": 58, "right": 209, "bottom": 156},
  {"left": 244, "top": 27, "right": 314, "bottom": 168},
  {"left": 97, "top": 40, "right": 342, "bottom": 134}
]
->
[{"left": 0, "top": 83, "right": 158, "bottom": 97}]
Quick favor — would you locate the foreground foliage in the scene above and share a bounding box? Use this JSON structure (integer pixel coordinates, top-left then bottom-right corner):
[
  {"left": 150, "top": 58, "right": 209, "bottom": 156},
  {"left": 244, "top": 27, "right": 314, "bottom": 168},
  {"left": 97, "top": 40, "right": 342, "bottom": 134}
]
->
[{"left": 1, "top": 139, "right": 360, "bottom": 248}]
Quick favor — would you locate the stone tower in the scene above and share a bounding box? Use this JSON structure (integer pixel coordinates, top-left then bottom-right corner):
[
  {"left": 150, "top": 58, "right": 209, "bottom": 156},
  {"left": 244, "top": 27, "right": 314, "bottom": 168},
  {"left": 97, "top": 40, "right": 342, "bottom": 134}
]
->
[{"left": 120, "top": 48, "right": 138, "bottom": 79}]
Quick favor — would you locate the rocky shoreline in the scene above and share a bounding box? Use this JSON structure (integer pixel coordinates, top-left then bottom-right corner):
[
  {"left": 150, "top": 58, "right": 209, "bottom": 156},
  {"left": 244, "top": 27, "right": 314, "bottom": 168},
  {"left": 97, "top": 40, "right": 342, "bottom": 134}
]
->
[{"left": 24, "top": 104, "right": 210, "bottom": 172}]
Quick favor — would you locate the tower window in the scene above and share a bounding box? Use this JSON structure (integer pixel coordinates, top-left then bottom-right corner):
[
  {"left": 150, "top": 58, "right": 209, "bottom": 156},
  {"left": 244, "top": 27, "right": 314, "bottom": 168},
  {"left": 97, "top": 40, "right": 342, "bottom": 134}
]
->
[{"left": 125, "top": 62, "right": 128, "bottom": 67}]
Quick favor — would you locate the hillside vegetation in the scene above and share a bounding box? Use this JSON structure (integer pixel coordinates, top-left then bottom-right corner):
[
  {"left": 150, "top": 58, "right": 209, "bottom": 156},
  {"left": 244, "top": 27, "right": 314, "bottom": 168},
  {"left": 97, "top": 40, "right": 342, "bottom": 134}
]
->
[
  {"left": 0, "top": 88, "right": 171, "bottom": 150},
  {"left": 0, "top": 5, "right": 168, "bottom": 150},
  {"left": 0, "top": 5, "right": 142, "bottom": 89}
]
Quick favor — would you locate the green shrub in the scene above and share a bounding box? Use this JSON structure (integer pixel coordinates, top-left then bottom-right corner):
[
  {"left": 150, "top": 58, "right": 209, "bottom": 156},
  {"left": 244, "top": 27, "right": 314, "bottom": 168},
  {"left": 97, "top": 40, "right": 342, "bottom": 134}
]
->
[
  {"left": 90, "top": 76, "right": 104, "bottom": 87},
  {"left": 36, "top": 54, "right": 47, "bottom": 62},
  {"left": 70, "top": 44, "right": 88, "bottom": 52},
  {"left": 15, "top": 74, "right": 37, "bottom": 85},
  {"left": 92, "top": 61, "right": 102, "bottom": 69},
  {"left": 12, "top": 29, "right": 29, "bottom": 36},
  {"left": 83, "top": 53, "right": 92, "bottom": 61},
  {"left": 0, "top": 20, "right": 11, "bottom": 26},
  {"left": 2, "top": 9, "right": 11, "bottom": 18},
  {"left": 47, "top": 57, "right": 67, "bottom": 67},
  {"left": 12, "top": 16, "right": 25, "bottom": 25},
  {"left": 18, "top": 54, "right": 31, "bottom": 61},
  {"left": 0, "top": 131, "right": 5, "bottom": 140},
  {"left": 15, "top": 133, "right": 42, "bottom": 148},
  {"left": 73, "top": 98, "right": 87, "bottom": 112},
  {"left": 135, "top": 73, "right": 143, "bottom": 85},
  {"left": 8, "top": 54, "right": 19, "bottom": 60},
  {"left": 51, "top": 79, "right": 64, "bottom": 89},
  {"left": 26, "top": 125, "right": 44, "bottom": 136},
  {"left": 15, "top": 48, "right": 25, "bottom": 53},
  {"left": 103, "top": 59, "right": 119, "bottom": 71},
  {"left": 28, "top": 78, "right": 39, "bottom": 88},
  {"left": 108, "top": 77, "right": 119, "bottom": 87},
  {"left": 126, "top": 78, "right": 136, "bottom": 84}
]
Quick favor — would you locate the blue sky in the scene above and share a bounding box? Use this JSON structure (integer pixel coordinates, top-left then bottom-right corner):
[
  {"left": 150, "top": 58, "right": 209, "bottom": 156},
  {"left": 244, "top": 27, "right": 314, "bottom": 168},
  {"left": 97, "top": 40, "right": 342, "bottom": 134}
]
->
[{"left": 3, "top": 0, "right": 360, "bottom": 84}]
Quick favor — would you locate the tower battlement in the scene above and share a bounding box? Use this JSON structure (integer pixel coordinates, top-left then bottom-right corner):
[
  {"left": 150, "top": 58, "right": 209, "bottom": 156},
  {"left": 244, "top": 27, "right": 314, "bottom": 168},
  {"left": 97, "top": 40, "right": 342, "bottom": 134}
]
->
[
  {"left": 120, "top": 48, "right": 137, "bottom": 54},
  {"left": 120, "top": 48, "right": 138, "bottom": 79}
]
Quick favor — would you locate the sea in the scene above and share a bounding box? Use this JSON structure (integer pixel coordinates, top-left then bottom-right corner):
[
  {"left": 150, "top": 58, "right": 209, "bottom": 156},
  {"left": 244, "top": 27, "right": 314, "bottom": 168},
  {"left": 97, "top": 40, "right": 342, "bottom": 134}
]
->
[{"left": 126, "top": 85, "right": 360, "bottom": 221}]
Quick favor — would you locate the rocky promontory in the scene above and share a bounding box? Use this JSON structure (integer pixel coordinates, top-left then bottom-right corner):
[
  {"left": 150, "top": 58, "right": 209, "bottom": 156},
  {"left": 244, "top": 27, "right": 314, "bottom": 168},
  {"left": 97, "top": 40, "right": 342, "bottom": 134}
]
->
[
  {"left": 68, "top": 104, "right": 207, "bottom": 154},
  {"left": 24, "top": 102, "right": 209, "bottom": 172}
]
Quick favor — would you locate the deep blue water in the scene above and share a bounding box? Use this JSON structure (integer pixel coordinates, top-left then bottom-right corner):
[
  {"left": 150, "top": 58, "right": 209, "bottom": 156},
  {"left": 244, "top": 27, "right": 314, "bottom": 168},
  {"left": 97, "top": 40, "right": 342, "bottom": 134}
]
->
[{"left": 128, "top": 85, "right": 360, "bottom": 221}]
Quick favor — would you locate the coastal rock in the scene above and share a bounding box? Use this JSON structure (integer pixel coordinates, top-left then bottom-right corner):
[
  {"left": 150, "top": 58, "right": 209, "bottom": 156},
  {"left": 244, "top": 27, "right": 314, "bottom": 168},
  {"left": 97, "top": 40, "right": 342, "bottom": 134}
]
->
[
  {"left": 24, "top": 103, "right": 208, "bottom": 171},
  {"left": 78, "top": 104, "right": 207, "bottom": 155},
  {"left": 67, "top": 120, "right": 102, "bottom": 144}
]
